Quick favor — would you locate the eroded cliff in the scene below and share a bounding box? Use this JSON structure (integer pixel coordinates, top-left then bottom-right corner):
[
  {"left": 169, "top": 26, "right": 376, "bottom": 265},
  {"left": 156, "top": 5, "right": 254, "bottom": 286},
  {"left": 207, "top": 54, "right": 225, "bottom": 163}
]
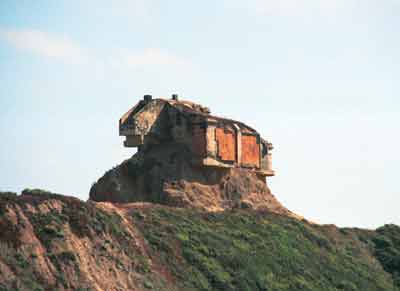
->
[{"left": 89, "top": 144, "right": 294, "bottom": 217}]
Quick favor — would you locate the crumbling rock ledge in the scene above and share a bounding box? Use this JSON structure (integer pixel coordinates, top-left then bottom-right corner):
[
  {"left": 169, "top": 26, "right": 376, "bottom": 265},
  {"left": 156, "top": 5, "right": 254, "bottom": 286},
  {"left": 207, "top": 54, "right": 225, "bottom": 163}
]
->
[{"left": 89, "top": 144, "right": 299, "bottom": 219}]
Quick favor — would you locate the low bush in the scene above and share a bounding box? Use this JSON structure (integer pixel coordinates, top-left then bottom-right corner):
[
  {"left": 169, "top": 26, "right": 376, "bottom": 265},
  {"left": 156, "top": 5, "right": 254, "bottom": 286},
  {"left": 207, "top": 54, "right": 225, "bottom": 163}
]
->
[
  {"left": 373, "top": 224, "right": 400, "bottom": 287},
  {"left": 133, "top": 208, "right": 397, "bottom": 291}
]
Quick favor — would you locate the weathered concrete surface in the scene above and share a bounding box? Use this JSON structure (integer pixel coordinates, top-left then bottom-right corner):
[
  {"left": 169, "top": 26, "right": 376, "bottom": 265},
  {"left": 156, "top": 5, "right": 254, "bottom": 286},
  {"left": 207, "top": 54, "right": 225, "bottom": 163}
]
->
[
  {"left": 191, "top": 125, "right": 206, "bottom": 157},
  {"left": 118, "top": 97, "right": 275, "bottom": 176},
  {"left": 89, "top": 144, "right": 294, "bottom": 216}
]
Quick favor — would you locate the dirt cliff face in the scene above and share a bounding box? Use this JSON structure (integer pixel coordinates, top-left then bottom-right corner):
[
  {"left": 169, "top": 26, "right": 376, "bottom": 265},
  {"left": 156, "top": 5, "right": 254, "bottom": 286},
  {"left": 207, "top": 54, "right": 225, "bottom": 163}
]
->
[
  {"left": 89, "top": 144, "right": 294, "bottom": 217},
  {"left": 0, "top": 190, "right": 179, "bottom": 291},
  {"left": 1, "top": 191, "right": 399, "bottom": 291}
]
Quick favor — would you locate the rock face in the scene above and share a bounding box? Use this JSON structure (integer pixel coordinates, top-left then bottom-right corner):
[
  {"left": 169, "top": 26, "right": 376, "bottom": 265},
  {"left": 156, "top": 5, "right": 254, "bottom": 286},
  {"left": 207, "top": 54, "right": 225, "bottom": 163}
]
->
[
  {"left": 89, "top": 144, "right": 294, "bottom": 216},
  {"left": 0, "top": 191, "right": 179, "bottom": 291}
]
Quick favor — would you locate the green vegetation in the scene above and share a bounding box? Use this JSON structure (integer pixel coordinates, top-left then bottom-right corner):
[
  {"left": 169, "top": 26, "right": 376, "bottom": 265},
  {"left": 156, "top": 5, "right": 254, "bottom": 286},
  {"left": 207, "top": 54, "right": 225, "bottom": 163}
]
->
[
  {"left": 30, "top": 211, "right": 67, "bottom": 249},
  {"left": 0, "top": 191, "right": 17, "bottom": 199},
  {"left": 0, "top": 192, "right": 17, "bottom": 216},
  {"left": 1, "top": 191, "right": 399, "bottom": 290},
  {"left": 0, "top": 190, "right": 135, "bottom": 290},
  {"left": 0, "top": 244, "right": 44, "bottom": 291},
  {"left": 373, "top": 224, "right": 400, "bottom": 287},
  {"left": 21, "top": 188, "right": 54, "bottom": 196},
  {"left": 133, "top": 208, "right": 399, "bottom": 291},
  {"left": 48, "top": 251, "right": 79, "bottom": 274}
]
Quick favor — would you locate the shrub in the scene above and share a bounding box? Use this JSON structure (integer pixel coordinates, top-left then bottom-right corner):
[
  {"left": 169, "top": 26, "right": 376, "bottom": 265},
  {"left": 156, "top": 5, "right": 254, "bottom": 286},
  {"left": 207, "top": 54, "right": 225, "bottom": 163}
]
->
[
  {"left": 373, "top": 224, "right": 400, "bottom": 287},
  {"left": 30, "top": 212, "right": 66, "bottom": 249},
  {"left": 133, "top": 208, "right": 397, "bottom": 291}
]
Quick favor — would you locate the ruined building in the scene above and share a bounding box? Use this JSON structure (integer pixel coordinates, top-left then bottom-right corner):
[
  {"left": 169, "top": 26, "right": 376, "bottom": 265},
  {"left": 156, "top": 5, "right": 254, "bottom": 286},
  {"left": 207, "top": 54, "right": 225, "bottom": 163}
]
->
[
  {"left": 119, "top": 94, "right": 275, "bottom": 177},
  {"left": 90, "top": 94, "right": 289, "bottom": 213}
]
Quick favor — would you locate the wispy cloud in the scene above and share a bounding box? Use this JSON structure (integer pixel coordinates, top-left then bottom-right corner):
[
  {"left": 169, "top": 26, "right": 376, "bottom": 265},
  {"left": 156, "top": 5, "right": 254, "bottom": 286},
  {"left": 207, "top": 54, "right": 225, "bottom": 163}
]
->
[
  {"left": 111, "top": 48, "right": 191, "bottom": 69},
  {"left": 254, "top": 0, "right": 358, "bottom": 16},
  {"left": 0, "top": 29, "right": 89, "bottom": 64},
  {"left": 0, "top": 28, "right": 192, "bottom": 71}
]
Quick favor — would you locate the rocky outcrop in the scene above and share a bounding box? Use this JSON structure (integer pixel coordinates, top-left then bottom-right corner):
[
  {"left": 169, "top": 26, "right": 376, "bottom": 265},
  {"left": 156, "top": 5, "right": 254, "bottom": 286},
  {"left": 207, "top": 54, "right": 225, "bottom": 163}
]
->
[
  {"left": 89, "top": 144, "right": 294, "bottom": 216},
  {"left": 0, "top": 191, "right": 179, "bottom": 291}
]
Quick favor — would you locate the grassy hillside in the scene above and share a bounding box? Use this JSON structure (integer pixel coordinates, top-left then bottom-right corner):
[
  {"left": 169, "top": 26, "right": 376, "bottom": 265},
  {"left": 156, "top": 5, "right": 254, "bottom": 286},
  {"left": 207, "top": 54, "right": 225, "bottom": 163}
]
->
[
  {"left": 132, "top": 207, "right": 399, "bottom": 291},
  {"left": 0, "top": 190, "right": 399, "bottom": 291}
]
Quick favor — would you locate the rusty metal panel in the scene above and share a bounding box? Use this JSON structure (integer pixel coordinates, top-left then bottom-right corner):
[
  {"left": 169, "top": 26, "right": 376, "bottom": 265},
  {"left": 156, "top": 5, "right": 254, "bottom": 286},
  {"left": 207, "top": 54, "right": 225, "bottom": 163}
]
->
[
  {"left": 241, "top": 135, "right": 260, "bottom": 168},
  {"left": 215, "top": 127, "right": 236, "bottom": 161},
  {"left": 192, "top": 125, "right": 206, "bottom": 157}
]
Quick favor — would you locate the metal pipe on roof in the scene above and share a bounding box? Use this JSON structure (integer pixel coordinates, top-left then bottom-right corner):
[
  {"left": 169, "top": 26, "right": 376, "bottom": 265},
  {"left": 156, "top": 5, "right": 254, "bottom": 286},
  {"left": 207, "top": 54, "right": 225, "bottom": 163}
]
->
[{"left": 144, "top": 95, "right": 152, "bottom": 102}]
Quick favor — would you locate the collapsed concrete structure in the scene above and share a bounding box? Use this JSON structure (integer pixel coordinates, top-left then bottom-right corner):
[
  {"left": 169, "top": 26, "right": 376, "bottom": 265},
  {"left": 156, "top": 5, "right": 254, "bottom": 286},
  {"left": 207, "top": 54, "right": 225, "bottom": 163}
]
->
[
  {"left": 119, "top": 95, "right": 274, "bottom": 176},
  {"left": 90, "top": 95, "right": 292, "bottom": 214}
]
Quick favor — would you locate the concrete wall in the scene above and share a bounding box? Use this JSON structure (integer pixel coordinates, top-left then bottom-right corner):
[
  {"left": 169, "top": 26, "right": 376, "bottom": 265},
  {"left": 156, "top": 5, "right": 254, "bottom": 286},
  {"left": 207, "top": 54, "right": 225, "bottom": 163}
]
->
[
  {"left": 191, "top": 125, "right": 207, "bottom": 157},
  {"left": 120, "top": 99, "right": 270, "bottom": 173},
  {"left": 120, "top": 100, "right": 170, "bottom": 147}
]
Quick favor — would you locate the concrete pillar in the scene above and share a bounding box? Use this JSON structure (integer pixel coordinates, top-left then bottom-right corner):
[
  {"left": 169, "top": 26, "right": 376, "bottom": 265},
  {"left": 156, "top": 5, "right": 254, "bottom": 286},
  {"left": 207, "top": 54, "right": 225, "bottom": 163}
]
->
[
  {"left": 266, "top": 154, "right": 273, "bottom": 172},
  {"left": 206, "top": 126, "right": 217, "bottom": 157},
  {"left": 233, "top": 124, "right": 241, "bottom": 166}
]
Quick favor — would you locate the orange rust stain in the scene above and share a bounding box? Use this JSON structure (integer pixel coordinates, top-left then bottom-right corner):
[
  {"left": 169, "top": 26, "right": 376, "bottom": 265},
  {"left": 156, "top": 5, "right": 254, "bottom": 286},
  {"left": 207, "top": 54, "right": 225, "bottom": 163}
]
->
[
  {"left": 216, "top": 127, "right": 236, "bottom": 161},
  {"left": 192, "top": 126, "right": 206, "bottom": 157},
  {"left": 241, "top": 135, "right": 260, "bottom": 168}
]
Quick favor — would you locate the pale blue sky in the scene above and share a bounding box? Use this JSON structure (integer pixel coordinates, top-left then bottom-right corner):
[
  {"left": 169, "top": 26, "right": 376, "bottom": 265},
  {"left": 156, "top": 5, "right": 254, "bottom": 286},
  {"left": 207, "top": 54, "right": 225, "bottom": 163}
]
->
[{"left": 0, "top": 0, "right": 399, "bottom": 228}]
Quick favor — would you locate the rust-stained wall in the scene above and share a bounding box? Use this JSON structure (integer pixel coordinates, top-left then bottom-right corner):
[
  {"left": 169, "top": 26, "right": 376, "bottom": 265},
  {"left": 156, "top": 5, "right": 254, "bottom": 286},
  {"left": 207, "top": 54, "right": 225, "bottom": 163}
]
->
[
  {"left": 120, "top": 98, "right": 271, "bottom": 173},
  {"left": 192, "top": 125, "right": 207, "bottom": 157},
  {"left": 215, "top": 127, "right": 236, "bottom": 161},
  {"left": 241, "top": 135, "right": 260, "bottom": 167}
]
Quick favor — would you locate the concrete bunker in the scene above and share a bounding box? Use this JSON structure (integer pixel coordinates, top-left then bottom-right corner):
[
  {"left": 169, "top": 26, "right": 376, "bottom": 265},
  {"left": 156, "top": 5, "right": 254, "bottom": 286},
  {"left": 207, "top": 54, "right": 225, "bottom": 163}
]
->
[{"left": 119, "top": 95, "right": 274, "bottom": 176}]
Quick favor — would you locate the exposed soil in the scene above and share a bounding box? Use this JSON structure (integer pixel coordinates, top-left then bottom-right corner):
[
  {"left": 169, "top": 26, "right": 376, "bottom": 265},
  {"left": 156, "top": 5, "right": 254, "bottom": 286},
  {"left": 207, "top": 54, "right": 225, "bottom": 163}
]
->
[
  {"left": 0, "top": 191, "right": 399, "bottom": 291},
  {"left": 89, "top": 144, "right": 299, "bottom": 219}
]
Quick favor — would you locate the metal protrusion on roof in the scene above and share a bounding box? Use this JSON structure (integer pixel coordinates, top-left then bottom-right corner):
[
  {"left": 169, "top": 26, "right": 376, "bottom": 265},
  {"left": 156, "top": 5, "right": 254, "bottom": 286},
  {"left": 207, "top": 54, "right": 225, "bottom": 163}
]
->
[{"left": 143, "top": 95, "right": 152, "bottom": 102}]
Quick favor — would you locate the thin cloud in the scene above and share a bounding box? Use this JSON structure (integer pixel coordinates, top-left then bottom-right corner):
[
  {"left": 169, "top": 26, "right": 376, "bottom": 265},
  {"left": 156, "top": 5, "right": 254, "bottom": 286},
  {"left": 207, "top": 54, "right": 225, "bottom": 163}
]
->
[
  {"left": 0, "top": 29, "right": 89, "bottom": 64},
  {"left": 0, "top": 28, "right": 192, "bottom": 71},
  {"left": 254, "top": 0, "right": 358, "bottom": 16},
  {"left": 111, "top": 48, "right": 191, "bottom": 69}
]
